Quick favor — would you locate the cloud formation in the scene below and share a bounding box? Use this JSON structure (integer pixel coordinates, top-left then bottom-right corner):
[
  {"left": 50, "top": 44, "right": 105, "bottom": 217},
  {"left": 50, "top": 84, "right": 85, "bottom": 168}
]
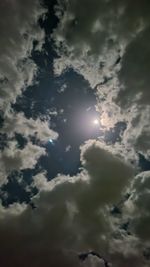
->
[
  {"left": 0, "top": 141, "right": 46, "bottom": 185},
  {"left": 1, "top": 0, "right": 150, "bottom": 266},
  {"left": 2, "top": 112, "right": 58, "bottom": 143},
  {"left": 0, "top": 0, "right": 45, "bottom": 112},
  {"left": 0, "top": 0, "right": 58, "bottom": 187},
  {"left": 0, "top": 141, "right": 134, "bottom": 267},
  {"left": 49, "top": 2, "right": 150, "bottom": 265},
  {"left": 53, "top": 0, "right": 150, "bottom": 160},
  {"left": 124, "top": 171, "right": 150, "bottom": 241}
]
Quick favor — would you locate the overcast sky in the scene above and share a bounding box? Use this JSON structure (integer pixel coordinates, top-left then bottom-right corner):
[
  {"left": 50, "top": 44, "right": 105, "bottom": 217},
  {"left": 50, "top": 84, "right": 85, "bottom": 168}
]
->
[{"left": 0, "top": 0, "right": 150, "bottom": 266}]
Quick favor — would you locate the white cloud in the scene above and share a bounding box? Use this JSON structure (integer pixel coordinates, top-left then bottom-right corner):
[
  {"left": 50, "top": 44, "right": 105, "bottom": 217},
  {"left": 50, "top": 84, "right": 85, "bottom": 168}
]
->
[
  {"left": 52, "top": 0, "right": 150, "bottom": 160},
  {"left": 32, "top": 171, "right": 51, "bottom": 191},
  {"left": 2, "top": 112, "right": 58, "bottom": 143},
  {"left": 82, "top": 254, "right": 106, "bottom": 267},
  {"left": 0, "top": 1, "right": 150, "bottom": 266},
  {"left": 0, "top": 141, "right": 46, "bottom": 185},
  {"left": 0, "top": 0, "right": 60, "bottom": 190},
  {"left": 0, "top": 0, "right": 46, "bottom": 112},
  {"left": 0, "top": 201, "right": 27, "bottom": 219}
]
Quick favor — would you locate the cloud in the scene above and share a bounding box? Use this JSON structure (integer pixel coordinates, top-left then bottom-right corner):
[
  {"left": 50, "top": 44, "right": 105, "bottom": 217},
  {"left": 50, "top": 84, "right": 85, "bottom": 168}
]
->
[
  {"left": 0, "top": 0, "right": 46, "bottom": 112},
  {"left": 80, "top": 254, "right": 106, "bottom": 267},
  {"left": 52, "top": 0, "right": 149, "bottom": 86},
  {"left": 0, "top": 201, "right": 27, "bottom": 219},
  {"left": 0, "top": 0, "right": 59, "bottom": 190},
  {"left": 124, "top": 171, "right": 150, "bottom": 241},
  {"left": 32, "top": 171, "right": 51, "bottom": 191},
  {"left": 0, "top": 140, "right": 135, "bottom": 266},
  {"left": 0, "top": 1, "right": 150, "bottom": 266},
  {"left": 0, "top": 141, "right": 46, "bottom": 186},
  {"left": 117, "top": 28, "right": 150, "bottom": 107},
  {"left": 121, "top": 107, "right": 150, "bottom": 159},
  {"left": 80, "top": 140, "right": 134, "bottom": 204},
  {"left": 2, "top": 112, "right": 58, "bottom": 143},
  {"left": 104, "top": 171, "right": 150, "bottom": 267},
  {"left": 52, "top": 0, "right": 150, "bottom": 160},
  {"left": 49, "top": 3, "right": 150, "bottom": 264}
]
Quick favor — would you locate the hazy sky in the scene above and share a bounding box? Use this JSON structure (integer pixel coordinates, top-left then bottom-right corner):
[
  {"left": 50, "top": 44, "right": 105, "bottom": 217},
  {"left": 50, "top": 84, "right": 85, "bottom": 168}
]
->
[{"left": 0, "top": 0, "right": 150, "bottom": 266}]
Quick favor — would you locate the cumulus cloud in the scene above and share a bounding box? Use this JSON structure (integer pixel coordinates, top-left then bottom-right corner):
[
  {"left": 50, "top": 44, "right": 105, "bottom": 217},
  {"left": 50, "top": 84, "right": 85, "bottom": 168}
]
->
[
  {"left": 1, "top": 1, "right": 150, "bottom": 266},
  {"left": 0, "top": 201, "right": 27, "bottom": 219},
  {"left": 0, "top": 0, "right": 45, "bottom": 112},
  {"left": 80, "top": 140, "right": 134, "bottom": 204},
  {"left": 117, "top": 28, "right": 150, "bottom": 107},
  {"left": 103, "top": 171, "right": 150, "bottom": 267},
  {"left": 2, "top": 112, "right": 58, "bottom": 143},
  {"left": 0, "top": 140, "right": 135, "bottom": 266},
  {"left": 124, "top": 171, "right": 150, "bottom": 241},
  {"left": 48, "top": 2, "right": 150, "bottom": 264},
  {"left": 53, "top": 0, "right": 150, "bottom": 84},
  {"left": 0, "top": 141, "right": 46, "bottom": 185},
  {"left": 121, "top": 107, "right": 150, "bottom": 159},
  {"left": 52, "top": 0, "right": 150, "bottom": 160},
  {"left": 32, "top": 171, "right": 51, "bottom": 191},
  {"left": 52, "top": 0, "right": 148, "bottom": 87},
  {"left": 0, "top": 0, "right": 59, "bottom": 190}
]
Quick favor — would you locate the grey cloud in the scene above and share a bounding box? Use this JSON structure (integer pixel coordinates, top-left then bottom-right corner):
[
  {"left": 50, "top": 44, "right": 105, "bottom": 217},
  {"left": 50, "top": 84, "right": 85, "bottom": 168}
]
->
[
  {"left": 114, "top": 10, "right": 150, "bottom": 159},
  {"left": 53, "top": 0, "right": 150, "bottom": 81},
  {"left": 53, "top": 0, "right": 150, "bottom": 161},
  {"left": 0, "top": 0, "right": 45, "bottom": 112},
  {"left": 0, "top": 141, "right": 46, "bottom": 186},
  {"left": 54, "top": 0, "right": 150, "bottom": 57},
  {"left": 0, "top": 141, "right": 135, "bottom": 266},
  {"left": 121, "top": 108, "right": 150, "bottom": 159},
  {"left": 2, "top": 112, "right": 58, "bottom": 143},
  {"left": 0, "top": 1, "right": 150, "bottom": 266},
  {"left": 0, "top": 0, "right": 59, "bottom": 190},
  {"left": 124, "top": 171, "right": 150, "bottom": 241},
  {"left": 80, "top": 140, "right": 134, "bottom": 205},
  {"left": 32, "top": 171, "right": 51, "bottom": 191},
  {"left": 117, "top": 28, "right": 150, "bottom": 107},
  {"left": 106, "top": 171, "right": 150, "bottom": 266}
]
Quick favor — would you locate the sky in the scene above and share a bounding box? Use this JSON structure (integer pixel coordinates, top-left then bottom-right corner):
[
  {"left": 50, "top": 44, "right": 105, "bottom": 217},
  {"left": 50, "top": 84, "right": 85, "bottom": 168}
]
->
[{"left": 0, "top": 0, "right": 150, "bottom": 266}]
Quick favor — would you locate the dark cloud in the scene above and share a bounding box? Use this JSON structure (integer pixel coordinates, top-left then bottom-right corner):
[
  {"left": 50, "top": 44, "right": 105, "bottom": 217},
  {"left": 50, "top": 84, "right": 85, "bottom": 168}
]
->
[
  {"left": 117, "top": 28, "right": 150, "bottom": 107},
  {"left": 0, "top": 0, "right": 150, "bottom": 266},
  {"left": 124, "top": 171, "right": 150, "bottom": 240},
  {"left": 0, "top": 141, "right": 134, "bottom": 267},
  {"left": 80, "top": 140, "right": 134, "bottom": 204}
]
